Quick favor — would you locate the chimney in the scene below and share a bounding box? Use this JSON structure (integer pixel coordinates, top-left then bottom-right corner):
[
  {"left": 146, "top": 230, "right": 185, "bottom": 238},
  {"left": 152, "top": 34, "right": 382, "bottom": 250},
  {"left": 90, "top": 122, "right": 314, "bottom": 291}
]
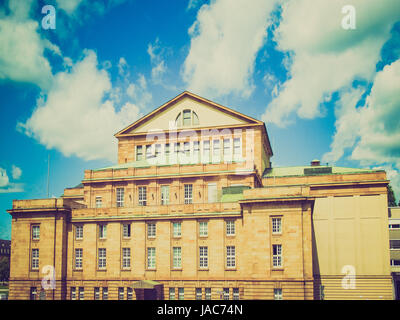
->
[{"left": 311, "top": 159, "right": 320, "bottom": 166}]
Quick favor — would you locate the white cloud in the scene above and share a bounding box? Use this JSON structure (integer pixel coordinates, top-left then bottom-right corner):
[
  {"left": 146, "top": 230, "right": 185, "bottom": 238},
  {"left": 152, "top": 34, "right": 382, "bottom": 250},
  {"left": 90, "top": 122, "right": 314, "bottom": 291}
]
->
[
  {"left": 263, "top": 0, "right": 400, "bottom": 126},
  {"left": 55, "top": 0, "right": 85, "bottom": 14},
  {"left": 19, "top": 50, "right": 143, "bottom": 162},
  {"left": 147, "top": 38, "right": 168, "bottom": 84},
  {"left": 182, "top": 0, "right": 278, "bottom": 99},
  {"left": 0, "top": 167, "right": 24, "bottom": 193},
  {"left": 0, "top": 0, "right": 60, "bottom": 89},
  {"left": 11, "top": 165, "right": 22, "bottom": 180}
]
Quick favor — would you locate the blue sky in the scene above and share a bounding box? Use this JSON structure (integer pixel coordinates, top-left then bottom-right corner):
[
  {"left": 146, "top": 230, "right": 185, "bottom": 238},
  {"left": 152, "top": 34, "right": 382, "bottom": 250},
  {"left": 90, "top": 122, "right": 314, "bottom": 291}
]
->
[{"left": 1, "top": 0, "right": 400, "bottom": 240}]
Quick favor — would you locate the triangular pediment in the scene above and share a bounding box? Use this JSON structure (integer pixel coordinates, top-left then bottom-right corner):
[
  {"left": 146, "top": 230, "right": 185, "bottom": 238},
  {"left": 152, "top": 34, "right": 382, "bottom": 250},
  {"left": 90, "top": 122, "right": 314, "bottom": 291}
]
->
[{"left": 115, "top": 91, "right": 262, "bottom": 136}]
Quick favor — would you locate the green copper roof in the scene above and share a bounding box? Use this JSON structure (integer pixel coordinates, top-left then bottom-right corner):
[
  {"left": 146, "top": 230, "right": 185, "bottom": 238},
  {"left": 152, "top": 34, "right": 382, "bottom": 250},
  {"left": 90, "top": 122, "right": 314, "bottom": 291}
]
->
[{"left": 263, "top": 166, "right": 382, "bottom": 178}]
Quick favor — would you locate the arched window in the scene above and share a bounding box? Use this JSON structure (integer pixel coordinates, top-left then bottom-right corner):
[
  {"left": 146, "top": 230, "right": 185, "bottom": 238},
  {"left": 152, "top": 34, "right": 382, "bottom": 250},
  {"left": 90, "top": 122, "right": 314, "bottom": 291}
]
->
[{"left": 175, "top": 109, "right": 200, "bottom": 127}]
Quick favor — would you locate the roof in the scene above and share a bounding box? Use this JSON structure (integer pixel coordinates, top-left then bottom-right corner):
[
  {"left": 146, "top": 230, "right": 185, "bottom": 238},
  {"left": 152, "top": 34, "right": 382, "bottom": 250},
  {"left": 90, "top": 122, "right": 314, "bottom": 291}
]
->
[{"left": 263, "top": 165, "right": 383, "bottom": 178}]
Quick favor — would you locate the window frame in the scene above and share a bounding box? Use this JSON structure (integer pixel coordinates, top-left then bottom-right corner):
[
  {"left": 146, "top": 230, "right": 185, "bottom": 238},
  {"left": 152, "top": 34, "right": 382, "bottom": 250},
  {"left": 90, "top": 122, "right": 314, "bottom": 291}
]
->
[
  {"left": 272, "top": 244, "right": 283, "bottom": 268},
  {"left": 147, "top": 247, "right": 156, "bottom": 269},
  {"left": 147, "top": 222, "right": 156, "bottom": 238},
  {"left": 31, "top": 225, "right": 40, "bottom": 241},
  {"left": 184, "top": 184, "right": 193, "bottom": 204},
  {"left": 74, "top": 248, "right": 83, "bottom": 270},
  {"left": 98, "top": 248, "right": 107, "bottom": 270},
  {"left": 272, "top": 217, "right": 282, "bottom": 234},
  {"left": 138, "top": 186, "right": 147, "bottom": 206},
  {"left": 122, "top": 247, "right": 131, "bottom": 269},
  {"left": 226, "top": 220, "right": 235, "bottom": 236},
  {"left": 226, "top": 245, "right": 236, "bottom": 269},
  {"left": 172, "top": 246, "right": 182, "bottom": 269},
  {"left": 31, "top": 248, "right": 39, "bottom": 270},
  {"left": 199, "top": 246, "right": 208, "bottom": 269},
  {"left": 116, "top": 187, "right": 125, "bottom": 208}
]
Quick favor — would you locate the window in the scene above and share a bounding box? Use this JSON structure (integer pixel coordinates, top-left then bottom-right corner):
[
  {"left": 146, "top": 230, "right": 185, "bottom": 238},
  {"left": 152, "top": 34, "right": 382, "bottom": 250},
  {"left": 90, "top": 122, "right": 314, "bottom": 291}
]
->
[
  {"left": 176, "top": 109, "right": 199, "bottom": 127},
  {"left": 223, "top": 138, "right": 231, "bottom": 162},
  {"left": 75, "top": 225, "right": 83, "bottom": 240},
  {"left": 169, "top": 288, "right": 175, "bottom": 300},
  {"left": 203, "top": 140, "right": 210, "bottom": 163},
  {"left": 223, "top": 288, "right": 229, "bottom": 300},
  {"left": 226, "top": 246, "right": 236, "bottom": 268},
  {"left": 118, "top": 287, "right": 124, "bottom": 300},
  {"left": 102, "top": 287, "right": 108, "bottom": 300},
  {"left": 199, "top": 221, "right": 208, "bottom": 237},
  {"left": 32, "top": 225, "right": 40, "bottom": 240},
  {"left": 30, "top": 287, "right": 37, "bottom": 300},
  {"left": 233, "top": 288, "right": 240, "bottom": 300},
  {"left": 183, "top": 109, "right": 191, "bottom": 126},
  {"left": 196, "top": 288, "right": 202, "bottom": 300},
  {"left": 122, "top": 248, "right": 131, "bottom": 269},
  {"left": 147, "top": 247, "right": 156, "bottom": 269},
  {"left": 173, "top": 247, "right": 182, "bottom": 269},
  {"left": 205, "top": 288, "right": 211, "bottom": 300},
  {"left": 184, "top": 141, "right": 190, "bottom": 159},
  {"left": 208, "top": 183, "right": 217, "bottom": 203},
  {"left": 274, "top": 288, "right": 283, "bottom": 300},
  {"left": 272, "top": 244, "right": 282, "bottom": 268},
  {"left": 213, "top": 139, "right": 220, "bottom": 162},
  {"left": 116, "top": 188, "right": 124, "bottom": 207},
  {"left": 391, "top": 259, "right": 400, "bottom": 266},
  {"left": 127, "top": 288, "right": 133, "bottom": 300},
  {"left": 146, "top": 145, "right": 153, "bottom": 159},
  {"left": 272, "top": 217, "right": 282, "bottom": 234},
  {"left": 95, "top": 196, "right": 102, "bottom": 208},
  {"left": 155, "top": 144, "right": 161, "bottom": 160},
  {"left": 136, "top": 145, "right": 143, "bottom": 161},
  {"left": 390, "top": 240, "right": 400, "bottom": 250},
  {"left": 70, "top": 287, "right": 76, "bottom": 300},
  {"left": 165, "top": 143, "right": 170, "bottom": 158},
  {"left": 147, "top": 222, "right": 156, "bottom": 238},
  {"left": 199, "top": 246, "right": 208, "bottom": 268},
  {"left": 193, "top": 141, "right": 200, "bottom": 162},
  {"left": 233, "top": 138, "right": 241, "bottom": 159},
  {"left": 98, "top": 248, "right": 106, "bottom": 269},
  {"left": 139, "top": 186, "right": 147, "bottom": 206},
  {"left": 174, "top": 142, "right": 180, "bottom": 160},
  {"left": 390, "top": 224, "right": 400, "bottom": 229},
  {"left": 78, "top": 287, "right": 84, "bottom": 300},
  {"left": 94, "top": 287, "right": 100, "bottom": 300},
  {"left": 75, "top": 248, "right": 83, "bottom": 269},
  {"left": 99, "top": 225, "right": 107, "bottom": 239},
  {"left": 184, "top": 184, "right": 193, "bottom": 204},
  {"left": 173, "top": 222, "right": 181, "bottom": 238},
  {"left": 178, "top": 288, "right": 184, "bottom": 300},
  {"left": 123, "top": 224, "right": 131, "bottom": 238},
  {"left": 161, "top": 185, "right": 170, "bottom": 205},
  {"left": 226, "top": 220, "right": 235, "bottom": 236},
  {"left": 31, "top": 249, "right": 39, "bottom": 270}
]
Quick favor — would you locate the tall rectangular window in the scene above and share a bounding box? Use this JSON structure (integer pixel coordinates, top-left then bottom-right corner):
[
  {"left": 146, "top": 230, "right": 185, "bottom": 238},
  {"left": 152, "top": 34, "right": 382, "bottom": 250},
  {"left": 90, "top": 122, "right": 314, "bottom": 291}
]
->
[
  {"left": 184, "top": 141, "right": 190, "bottom": 160},
  {"left": 30, "top": 287, "right": 37, "bottom": 300},
  {"left": 138, "top": 186, "right": 147, "bottom": 206},
  {"left": 212, "top": 139, "right": 220, "bottom": 162},
  {"left": 173, "top": 222, "right": 181, "bottom": 238},
  {"left": 116, "top": 188, "right": 124, "bottom": 207},
  {"left": 155, "top": 144, "right": 161, "bottom": 160},
  {"left": 274, "top": 288, "right": 283, "bottom": 300},
  {"left": 223, "top": 138, "right": 231, "bottom": 162},
  {"left": 118, "top": 287, "right": 124, "bottom": 300},
  {"left": 98, "top": 248, "right": 106, "bottom": 269},
  {"left": 94, "top": 287, "right": 100, "bottom": 300},
  {"left": 147, "top": 222, "right": 156, "bottom": 238},
  {"left": 184, "top": 184, "right": 193, "bottom": 204},
  {"left": 70, "top": 287, "right": 76, "bottom": 300},
  {"left": 78, "top": 287, "right": 84, "bottom": 300},
  {"left": 146, "top": 145, "right": 153, "bottom": 159},
  {"left": 32, "top": 225, "right": 40, "bottom": 240},
  {"left": 223, "top": 288, "right": 230, "bottom": 300},
  {"left": 183, "top": 110, "right": 191, "bottom": 126},
  {"left": 226, "top": 246, "right": 236, "bottom": 268},
  {"left": 390, "top": 240, "right": 400, "bottom": 249},
  {"left": 203, "top": 140, "right": 210, "bottom": 163},
  {"left": 99, "top": 224, "right": 107, "bottom": 239},
  {"left": 165, "top": 143, "right": 170, "bottom": 158},
  {"left": 233, "top": 138, "right": 241, "bottom": 159},
  {"left": 193, "top": 141, "right": 200, "bottom": 163},
  {"left": 75, "top": 248, "right": 83, "bottom": 269},
  {"left": 205, "top": 288, "right": 211, "bottom": 300},
  {"left": 173, "top": 247, "right": 182, "bottom": 269},
  {"left": 272, "top": 244, "right": 282, "bottom": 268},
  {"left": 122, "top": 223, "right": 131, "bottom": 238},
  {"left": 102, "top": 287, "right": 108, "bottom": 300},
  {"left": 122, "top": 248, "right": 131, "bottom": 269},
  {"left": 95, "top": 196, "right": 102, "bottom": 208},
  {"left": 161, "top": 185, "right": 170, "bottom": 205},
  {"left": 272, "top": 217, "right": 282, "bottom": 234},
  {"left": 75, "top": 225, "right": 83, "bottom": 240},
  {"left": 233, "top": 288, "right": 240, "bottom": 300},
  {"left": 147, "top": 247, "right": 156, "bottom": 269},
  {"left": 226, "top": 220, "right": 235, "bottom": 236},
  {"left": 127, "top": 288, "right": 133, "bottom": 300},
  {"left": 199, "top": 246, "right": 208, "bottom": 268},
  {"left": 136, "top": 145, "right": 143, "bottom": 161},
  {"left": 199, "top": 221, "right": 208, "bottom": 237},
  {"left": 196, "top": 288, "right": 202, "bottom": 300},
  {"left": 31, "top": 249, "right": 39, "bottom": 270},
  {"left": 178, "top": 288, "right": 184, "bottom": 300},
  {"left": 174, "top": 142, "right": 180, "bottom": 162},
  {"left": 169, "top": 288, "right": 175, "bottom": 300}
]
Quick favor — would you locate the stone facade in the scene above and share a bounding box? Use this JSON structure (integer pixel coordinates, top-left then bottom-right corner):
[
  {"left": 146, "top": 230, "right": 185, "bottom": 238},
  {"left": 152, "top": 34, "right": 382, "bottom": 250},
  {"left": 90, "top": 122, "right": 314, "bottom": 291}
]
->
[{"left": 6, "top": 92, "right": 392, "bottom": 300}]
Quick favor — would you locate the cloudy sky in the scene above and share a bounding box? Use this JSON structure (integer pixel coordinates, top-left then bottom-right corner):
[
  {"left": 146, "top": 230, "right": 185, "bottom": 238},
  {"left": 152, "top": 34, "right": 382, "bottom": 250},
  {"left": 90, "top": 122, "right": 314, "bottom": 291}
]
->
[{"left": 0, "top": 0, "right": 399, "bottom": 239}]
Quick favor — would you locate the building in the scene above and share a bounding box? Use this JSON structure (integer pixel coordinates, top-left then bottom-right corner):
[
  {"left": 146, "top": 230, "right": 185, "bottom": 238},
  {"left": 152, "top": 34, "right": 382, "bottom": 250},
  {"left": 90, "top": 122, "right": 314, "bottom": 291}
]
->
[
  {"left": 6, "top": 91, "right": 392, "bottom": 300},
  {"left": 389, "top": 206, "right": 400, "bottom": 299},
  {"left": 0, "top": 240, "right": 11, "bottom": 261}
]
